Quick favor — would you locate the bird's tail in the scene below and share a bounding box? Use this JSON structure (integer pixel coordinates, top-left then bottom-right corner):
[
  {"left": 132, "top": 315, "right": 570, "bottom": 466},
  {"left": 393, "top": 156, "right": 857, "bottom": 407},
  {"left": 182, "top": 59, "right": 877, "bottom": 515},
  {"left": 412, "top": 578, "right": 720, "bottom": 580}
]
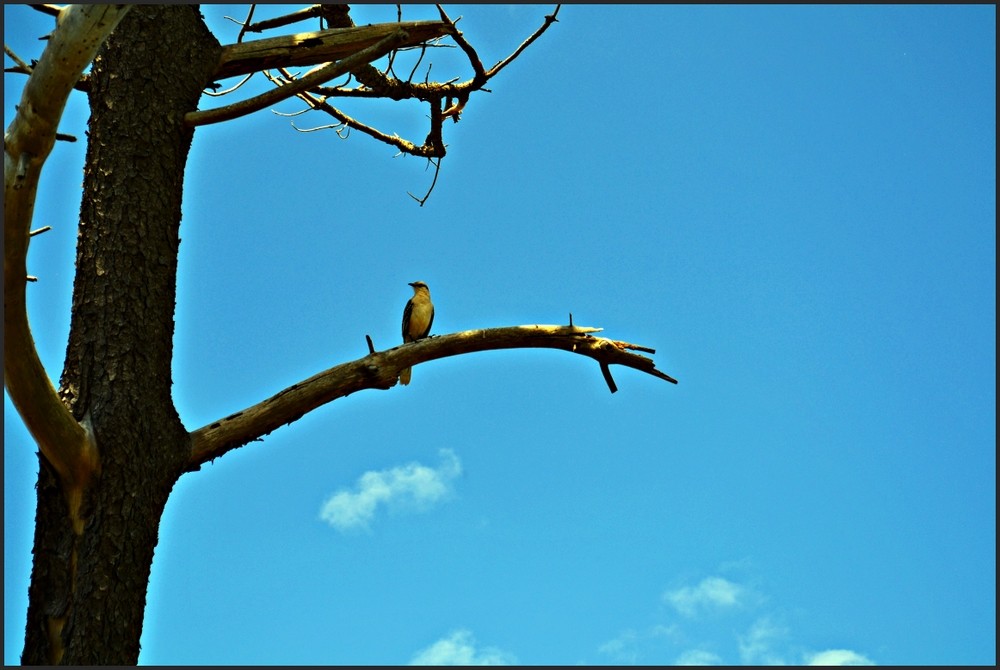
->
[{"left": 400, "top": 367, "right": 412, "bottom": 385}]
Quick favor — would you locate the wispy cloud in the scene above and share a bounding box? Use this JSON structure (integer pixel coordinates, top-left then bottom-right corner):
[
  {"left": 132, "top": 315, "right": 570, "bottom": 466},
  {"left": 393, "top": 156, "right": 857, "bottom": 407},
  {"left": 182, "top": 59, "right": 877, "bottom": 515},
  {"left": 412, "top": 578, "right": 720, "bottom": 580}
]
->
[
  {"left": 804, "top": 649, "right": 875, "bottom": 666},
  {"left": 598, "top": 629, "right": 641, "bottom": 664},
  {"left": 663, "top": 576, "right": 746, "bottom": 617},
  {"left": 675, "top": 648, "right": 723, "bottom": 665},
  {"left": 598, "top": 625, "right": 681, "bottom": 664},
  {"left": 319, "top": 449, "right": 461, "bottom": 531},
  {"left": 737, "top": 617, "right": 789, "bottom": 665},
  {"left": 599, "top": 572, "right": 875, "bottom": 666},
  {"left": 410, "top": 629, "right": 516, "bottom": 666}
]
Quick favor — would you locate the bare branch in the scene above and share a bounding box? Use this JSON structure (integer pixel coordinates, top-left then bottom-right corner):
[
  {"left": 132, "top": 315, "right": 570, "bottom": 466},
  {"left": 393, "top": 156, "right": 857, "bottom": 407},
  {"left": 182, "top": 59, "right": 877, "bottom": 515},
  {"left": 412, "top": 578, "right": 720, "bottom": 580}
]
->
[
  {"left": 243, "top": 5, "right": 324, "bottom": 34},
  {"left": 287, "top": 6, "right": 558, "bottom": 180},
  {"left": 187, "top": 324, "right": 676, "bottom": 468},
  {"left": 407, "top": 158, "right": 443, "bottom": 206},
  {"left": 5, "top": 4, "right": 128, "bottom": 503},
  {"left": 200, "top": 6, "right": 559, "bottom": 204},
  {"left": 187, "top": 29, "right": 414, "bottom": 127},
  {"left": 435, "top": 5, "right": 487, "bottom": 86},
  {"left": 236, "top": 4, "right": 256, "bottom": 43},
  {"left": 214, "top": 21, "right": 450, "bottom": 80},
  {"left": 407, "top": 43, "right": 428, "bottom": 83},
  {"left": 203, "top": 71, "right": 256, "bottom": 97},
  {"left": 29, "top": 4, "right": 63, "bottom": 18},
  {"left": 291, "top": 90, "right": 433, "bottom": 155},
  {"left": 487, "top": 5, "right": 561, "bottom": 77},
  {"left": 4, "top": 44, "right": 33, "bottom": 72},
  {"left": 600, "top": 361, "right": 617, "bottom": 393}
]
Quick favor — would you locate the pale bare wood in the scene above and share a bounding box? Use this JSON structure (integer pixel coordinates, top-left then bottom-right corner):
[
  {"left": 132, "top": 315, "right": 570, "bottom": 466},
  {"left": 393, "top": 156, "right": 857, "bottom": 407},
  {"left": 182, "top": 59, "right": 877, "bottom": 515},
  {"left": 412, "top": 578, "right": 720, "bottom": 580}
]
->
[
  {"left": 213, "top": 21, "right": 451, "bottom": 80},
  {"left": 187, "top": 324, "right": 677, "bottom": 469},
  {"left": 188, "top": 28, "right": 413, "bottom": 126},
  {"left": 4, "top": 5, "right": 128, "bottom": 500}
]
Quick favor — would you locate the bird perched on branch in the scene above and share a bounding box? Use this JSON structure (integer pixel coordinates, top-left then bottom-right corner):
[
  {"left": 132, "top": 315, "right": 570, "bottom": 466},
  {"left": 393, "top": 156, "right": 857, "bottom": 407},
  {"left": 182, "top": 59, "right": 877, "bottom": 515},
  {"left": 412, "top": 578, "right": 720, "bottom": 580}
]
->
[{"left": 400, "top": 281, "right": 434, "bottom": 385}]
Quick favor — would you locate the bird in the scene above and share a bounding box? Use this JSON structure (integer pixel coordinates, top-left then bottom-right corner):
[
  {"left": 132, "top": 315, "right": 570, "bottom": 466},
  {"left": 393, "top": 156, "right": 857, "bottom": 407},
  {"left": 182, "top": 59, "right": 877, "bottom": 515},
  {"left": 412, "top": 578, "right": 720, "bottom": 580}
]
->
[{"left": 400, "top": 281, "right": 434, "bottom": 385}]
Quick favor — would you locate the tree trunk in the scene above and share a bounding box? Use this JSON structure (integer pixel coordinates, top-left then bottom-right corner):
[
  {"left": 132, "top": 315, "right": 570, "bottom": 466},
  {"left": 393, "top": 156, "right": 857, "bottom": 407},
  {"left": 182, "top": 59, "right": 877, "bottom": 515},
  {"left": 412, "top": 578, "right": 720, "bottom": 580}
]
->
[{"left": 21, "top": 7, "right": 220, "bottom": 664}]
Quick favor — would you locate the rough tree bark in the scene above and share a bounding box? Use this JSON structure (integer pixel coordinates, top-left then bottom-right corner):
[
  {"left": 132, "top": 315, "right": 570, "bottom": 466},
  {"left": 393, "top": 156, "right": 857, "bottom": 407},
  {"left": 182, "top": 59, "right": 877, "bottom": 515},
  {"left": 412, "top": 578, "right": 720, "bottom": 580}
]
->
[
  {"left": 21, "top": 6, "right": 221, "bottom": 665},
  {"left": 6, "top": 3, "right": 672, "bottom": 664}
]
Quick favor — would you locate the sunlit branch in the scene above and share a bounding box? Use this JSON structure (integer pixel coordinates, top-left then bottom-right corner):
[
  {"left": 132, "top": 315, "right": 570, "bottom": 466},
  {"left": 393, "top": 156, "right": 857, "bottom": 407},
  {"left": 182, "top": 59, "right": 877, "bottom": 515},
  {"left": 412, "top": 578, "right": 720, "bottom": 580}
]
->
[
  {"left": 188, "top": 29, "right": 411, "bottom": 126},
  {"left": 5, "top": 3, "right": 127, "bottom": 509},
  {"left": 487, "top": 5, "right": 562, "bottom": 77},
  {"left": 187, "top": 324, "right": 677, "bottom": 469}
]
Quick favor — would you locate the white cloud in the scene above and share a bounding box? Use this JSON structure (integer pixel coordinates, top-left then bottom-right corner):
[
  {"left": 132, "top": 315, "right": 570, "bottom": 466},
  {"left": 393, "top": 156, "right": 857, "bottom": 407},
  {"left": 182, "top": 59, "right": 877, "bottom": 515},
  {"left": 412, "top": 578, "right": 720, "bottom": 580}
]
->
[
  {"left": 805, "top": 649, "right": 875, "bottom": 666},
  {"left": 606, "top": 571, "right": 874, "bottom": 667},
  {"left": 675, "top": 648, "right": 723, "bottom": 665},
  {"left": 598, "top": 624, "right": 681, "bottom": 664},
  {"left": 664, "top": 576, "right": 745, "bottom": 618},
  {"left": 737, "top": 616, "right": 788, "bottom": 665},
  {"left": 410, "top": 630, "right": 516, "bottom": 666},
  {"left": 598, "top": 629, "right": 640, "bottom": 664},
  {"left": 319, "top": 449, "right": 461, "bottom": 531}
]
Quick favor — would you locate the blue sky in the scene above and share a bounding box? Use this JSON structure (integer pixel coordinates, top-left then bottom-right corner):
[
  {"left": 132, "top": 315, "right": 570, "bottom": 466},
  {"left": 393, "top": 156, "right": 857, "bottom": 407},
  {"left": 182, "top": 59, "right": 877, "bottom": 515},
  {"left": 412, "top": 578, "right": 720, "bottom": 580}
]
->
[{"left": 4, "top": 4, "right": 996, "bottom": 665}]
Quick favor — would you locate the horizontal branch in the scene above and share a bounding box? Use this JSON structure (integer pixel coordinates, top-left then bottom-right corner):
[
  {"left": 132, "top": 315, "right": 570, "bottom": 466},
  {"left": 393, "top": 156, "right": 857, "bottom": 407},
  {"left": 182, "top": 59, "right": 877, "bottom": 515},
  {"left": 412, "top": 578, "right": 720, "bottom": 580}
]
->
[
  {"left": 187, "top": 29, "right": 411, "bottom": 127},
  {"left": 187, "top": 324, "right": 677, "bottom": 470},
  {"left": 213, "top": 21, "right": 450, "bottom": 80}
]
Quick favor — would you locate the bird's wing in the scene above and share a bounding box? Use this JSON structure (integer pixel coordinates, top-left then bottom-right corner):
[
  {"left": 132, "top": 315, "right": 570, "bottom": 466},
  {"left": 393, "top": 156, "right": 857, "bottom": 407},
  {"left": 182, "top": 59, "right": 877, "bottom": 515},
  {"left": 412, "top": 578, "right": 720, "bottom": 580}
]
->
[
  {"left": 402, "top": 298, "right": 415, "bottom": 342},
  {"left": 425, "top": 305, "right": 435, "bottom": 338}
]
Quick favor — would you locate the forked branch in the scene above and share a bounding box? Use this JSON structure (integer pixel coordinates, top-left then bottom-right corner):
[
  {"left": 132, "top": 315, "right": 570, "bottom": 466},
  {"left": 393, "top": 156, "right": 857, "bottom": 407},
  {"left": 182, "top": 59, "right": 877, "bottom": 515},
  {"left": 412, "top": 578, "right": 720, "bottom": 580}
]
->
[
  {"left": 217, "top": 4, "right": 559, "bottom": 203},
  {"left": 187, "top": 28, "right": 419, "bottom": 126},
  {"left": 187, "top": 323, "right": 676, "bottom": 469}
]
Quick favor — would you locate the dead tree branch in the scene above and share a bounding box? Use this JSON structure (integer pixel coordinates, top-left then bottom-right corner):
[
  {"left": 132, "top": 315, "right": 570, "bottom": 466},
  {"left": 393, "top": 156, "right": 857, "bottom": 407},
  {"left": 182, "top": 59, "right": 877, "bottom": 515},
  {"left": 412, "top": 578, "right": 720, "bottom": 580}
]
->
[
  {"left": 223, "top": 6, "right": 559, "bottom": 197},
  {"left": 188, "top": 28, "right": 423, "bottom": 126},
  {"left": 188, "top": 323, "right": 676, "bottom": 469},
  {"left": 241, "top": 5, "right": 327, "bottom": 34},
  {"left": 4, "top": 3, "right": 128, "bottom": 519},
  {"left": 4, "top": 44, "right": 33, "bottom": 73},
  {"left": 300, "top": 5, "right": 559, "bottom": 199},
  {"left": 213, "top": 21, "right": 450, "bottom": 80},
  {"left": 485, "top": 5, "right": 562, "bottom": 78},
  {"left": 28, "top": 4, "right": 63, "bottom": 18},
  {"left": 291, "top": 88, "right": 438, "bottom": 156}
]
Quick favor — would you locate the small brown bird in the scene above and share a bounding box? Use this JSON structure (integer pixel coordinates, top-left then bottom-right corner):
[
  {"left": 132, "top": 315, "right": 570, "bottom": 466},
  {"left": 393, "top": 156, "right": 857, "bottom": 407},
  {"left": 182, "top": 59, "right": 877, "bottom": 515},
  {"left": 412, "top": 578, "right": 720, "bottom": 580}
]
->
[{"left": 400, "top": 281, "right": 434, "bottom": 385}]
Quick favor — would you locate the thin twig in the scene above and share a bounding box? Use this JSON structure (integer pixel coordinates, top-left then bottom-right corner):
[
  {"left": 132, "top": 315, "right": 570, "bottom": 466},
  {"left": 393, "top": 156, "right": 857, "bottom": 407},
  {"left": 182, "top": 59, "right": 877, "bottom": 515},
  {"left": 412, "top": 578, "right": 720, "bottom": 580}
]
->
[
  {"left": 4, "top": 44, "right": 32, "bottom": 72},
  {"left": 487, "top": 5, "right": 561, "bottom": 77},
  {"left": 435, "top": 5, "right": 486, "bottom": 86},
  {"left": 204, "top": 72, "right": 256, "bottom": 97},
  {"left": 407, "top": 44, "right": 427, "bottom": 84},
  {"left": 273, "top": 105, "right": 314, "bottom": 118},
  {"left": 295, "top": 89, "right": 434, "bottom": 155},
  {"left": 245, "top": 5, "right": 322, "bottom": 34},
  {"left": 226, "top": 5, "right": 559, "bottom": 206},
  {"left": 407, "top": 158, "right": 442, "bottom": 206},
  {"left": 237, "top": 4, "right": 256, "bottom": 42}
]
